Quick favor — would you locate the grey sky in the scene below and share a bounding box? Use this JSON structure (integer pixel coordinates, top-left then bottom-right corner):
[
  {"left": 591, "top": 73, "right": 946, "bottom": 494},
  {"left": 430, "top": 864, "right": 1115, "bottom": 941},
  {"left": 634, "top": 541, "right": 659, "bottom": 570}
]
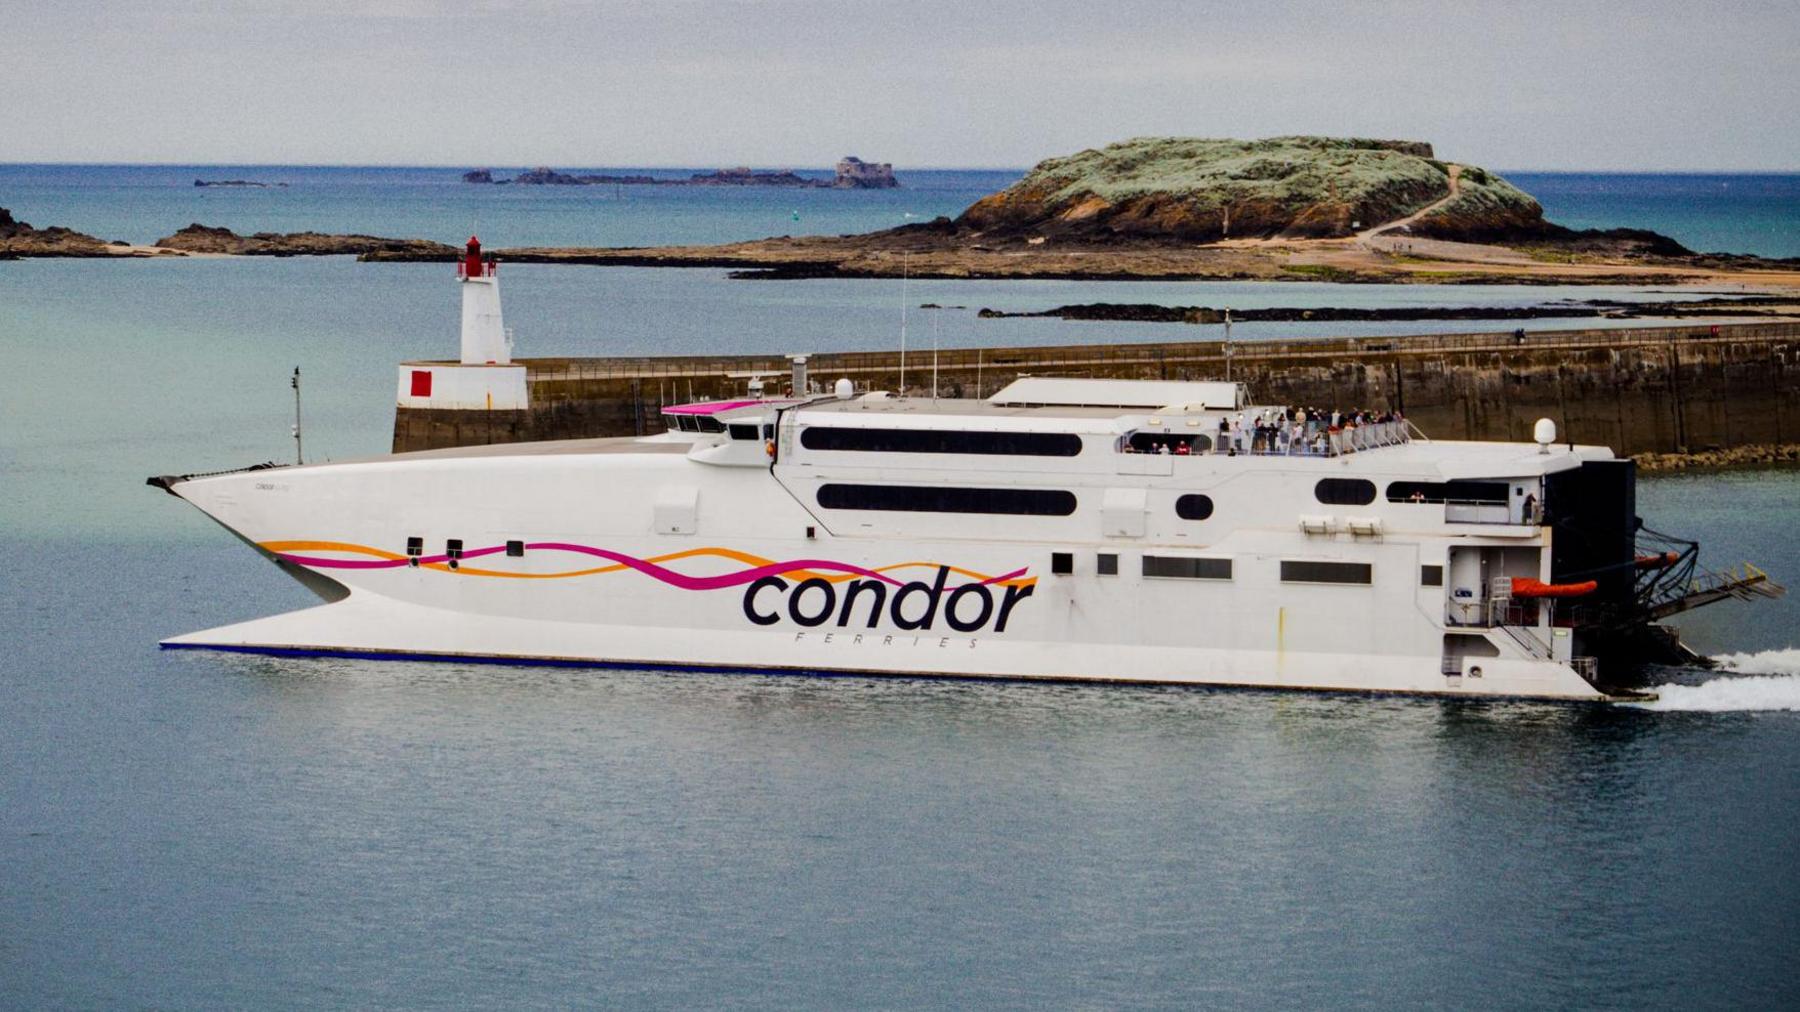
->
[{"left": 5, "top": 0, "right": 1796, "bottom": 170}]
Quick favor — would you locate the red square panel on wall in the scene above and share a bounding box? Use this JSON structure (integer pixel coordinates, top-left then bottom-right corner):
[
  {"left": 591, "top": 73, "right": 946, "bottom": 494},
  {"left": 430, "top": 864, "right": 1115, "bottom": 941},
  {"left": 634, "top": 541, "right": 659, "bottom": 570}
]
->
[{"left": 409, "top": 370, "right": 432, "bottom": 397}]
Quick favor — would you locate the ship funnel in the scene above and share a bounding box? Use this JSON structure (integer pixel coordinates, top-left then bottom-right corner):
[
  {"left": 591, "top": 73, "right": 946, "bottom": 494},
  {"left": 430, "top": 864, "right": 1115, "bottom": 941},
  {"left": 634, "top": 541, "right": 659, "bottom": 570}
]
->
[{"left": 459, "top": 236, "right": 509, "bottom": 365}]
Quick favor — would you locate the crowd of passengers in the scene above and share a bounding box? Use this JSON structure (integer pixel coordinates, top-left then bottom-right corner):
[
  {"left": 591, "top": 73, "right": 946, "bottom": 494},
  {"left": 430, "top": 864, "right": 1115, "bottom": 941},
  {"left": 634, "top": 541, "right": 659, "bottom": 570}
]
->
[{"left": 1123, "top": 408, "right": 1409, "bottom": 457}]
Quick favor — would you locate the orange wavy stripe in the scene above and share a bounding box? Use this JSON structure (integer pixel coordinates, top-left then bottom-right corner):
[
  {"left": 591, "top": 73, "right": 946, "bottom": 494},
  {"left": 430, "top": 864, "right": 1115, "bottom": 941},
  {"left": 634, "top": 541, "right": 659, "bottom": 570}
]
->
[{"left": 256, "top": 541, "right": 1035, "bottom": 588}]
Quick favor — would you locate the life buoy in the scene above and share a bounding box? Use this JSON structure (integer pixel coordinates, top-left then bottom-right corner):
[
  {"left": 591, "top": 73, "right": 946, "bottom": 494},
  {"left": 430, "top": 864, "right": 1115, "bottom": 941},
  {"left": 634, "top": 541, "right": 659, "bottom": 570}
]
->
[{"left": 764, "top": 439, "right": 776, "bottom": 459}]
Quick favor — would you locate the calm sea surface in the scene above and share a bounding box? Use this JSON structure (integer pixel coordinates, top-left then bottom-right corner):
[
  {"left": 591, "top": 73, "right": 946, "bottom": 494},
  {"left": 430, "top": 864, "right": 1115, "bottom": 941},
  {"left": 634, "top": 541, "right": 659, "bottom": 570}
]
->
[{"left": 3, "top": 167, "right": 1799, "bottom": 1008}]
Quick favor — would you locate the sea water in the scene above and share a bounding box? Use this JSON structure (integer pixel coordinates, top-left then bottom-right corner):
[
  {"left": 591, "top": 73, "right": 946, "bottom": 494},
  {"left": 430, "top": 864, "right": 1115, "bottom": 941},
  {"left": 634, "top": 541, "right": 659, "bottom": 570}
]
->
[
  {"left": 3, "top": 168, "right": 1800, "bottom": 1008},
  {"left": 3, "top": 165, "right": 1798, "bottom": 257}
]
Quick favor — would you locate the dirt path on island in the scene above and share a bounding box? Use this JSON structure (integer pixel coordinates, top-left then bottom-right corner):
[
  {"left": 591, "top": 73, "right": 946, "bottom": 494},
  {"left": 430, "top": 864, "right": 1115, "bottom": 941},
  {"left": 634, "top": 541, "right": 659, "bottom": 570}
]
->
[{"left": 1361, "top": 163, "right": 1463, "bottom": 241}]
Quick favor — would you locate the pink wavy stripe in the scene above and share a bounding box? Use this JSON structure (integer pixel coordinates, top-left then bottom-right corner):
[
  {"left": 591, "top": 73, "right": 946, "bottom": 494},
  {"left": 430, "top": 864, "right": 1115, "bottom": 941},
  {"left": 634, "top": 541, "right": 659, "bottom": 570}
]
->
[{"left": 275, "top": 542, "right": 1027, "bottom": 592}]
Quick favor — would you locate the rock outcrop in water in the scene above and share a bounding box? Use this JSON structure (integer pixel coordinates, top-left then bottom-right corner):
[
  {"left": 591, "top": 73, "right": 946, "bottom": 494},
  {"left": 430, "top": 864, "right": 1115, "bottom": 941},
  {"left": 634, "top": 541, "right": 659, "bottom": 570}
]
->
[
  {"left": 956, "top": 136, "right": 1553, "bottom": 242},
  {"left": 476, "top": 158, "right": 901, "bottom": 188},
  {"left": 0, "top": 206, "right": 139, "bottom": 257},
  {"left": 154, "top": 223, "right": 457, "bottom": 257},
  {"left": 193, "top": 179, "right": 288, "bottom": 188}
]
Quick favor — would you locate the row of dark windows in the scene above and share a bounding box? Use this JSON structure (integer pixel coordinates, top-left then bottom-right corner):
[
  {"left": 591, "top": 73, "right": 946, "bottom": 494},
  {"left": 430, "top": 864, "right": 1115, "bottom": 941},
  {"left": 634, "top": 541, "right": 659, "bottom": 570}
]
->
[
  {"left": 402, "top": 536, "right": 525, "bottom": 570},
  {"left": 666, "top": 414, "right": 725, "bottom": 434},
  {"left": 1316, "top": 478, "right": 1512, "bottom": 507},
  {"left": 813, "top": 473, "right": 1487, "bottom": 518},
  {"left": 801, "top": 426, "right": 1084, "bottom": 457},
  {"left": 817, "top": 485, "right": 1219, "bottom": 520},
  {"left": 817, "top": 484, "right": 1078, "bottom": 516},
  {"left": 1385, "top": 480, "right": 1510, "bottom": 504},
  {"left": 1050, "top": 554, "right": 1427, "bottom": 587}
]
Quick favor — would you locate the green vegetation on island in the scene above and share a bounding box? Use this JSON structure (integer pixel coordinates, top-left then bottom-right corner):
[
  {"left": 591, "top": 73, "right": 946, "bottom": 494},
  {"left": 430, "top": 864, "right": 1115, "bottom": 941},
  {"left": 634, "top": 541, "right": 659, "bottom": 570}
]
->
[{"left": 957, "top": 136, "right": 1549, "bottom": 241}]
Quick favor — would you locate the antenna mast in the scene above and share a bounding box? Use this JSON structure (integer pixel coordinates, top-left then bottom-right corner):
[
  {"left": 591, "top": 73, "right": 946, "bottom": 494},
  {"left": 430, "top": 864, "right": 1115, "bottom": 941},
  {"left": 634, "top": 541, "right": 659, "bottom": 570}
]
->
[
  {"left": 290, "top": 366, "right": 303, "bottom": 465},
  {"left": 898, "top": 255, "right": 908, "bottom": 397},
  {"left": 931, "top": 309, "right": 940, "bottom": 401}
]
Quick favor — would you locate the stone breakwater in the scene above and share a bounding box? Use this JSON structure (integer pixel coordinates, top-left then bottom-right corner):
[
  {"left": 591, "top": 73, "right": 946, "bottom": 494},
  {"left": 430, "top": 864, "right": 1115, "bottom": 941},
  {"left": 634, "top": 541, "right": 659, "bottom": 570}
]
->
[
  {"left": 393, "top": 320, "right": 1800, "bottom": 458},
  {"left": 1634, "top": 444, "right": 1800, "bottom": 472}
]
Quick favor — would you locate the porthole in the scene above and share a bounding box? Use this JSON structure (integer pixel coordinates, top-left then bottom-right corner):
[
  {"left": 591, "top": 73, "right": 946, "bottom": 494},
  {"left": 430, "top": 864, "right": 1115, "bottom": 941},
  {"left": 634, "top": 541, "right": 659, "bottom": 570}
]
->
[{"left": 1175, "top": 494, "right": 1214, "bottom": 521}]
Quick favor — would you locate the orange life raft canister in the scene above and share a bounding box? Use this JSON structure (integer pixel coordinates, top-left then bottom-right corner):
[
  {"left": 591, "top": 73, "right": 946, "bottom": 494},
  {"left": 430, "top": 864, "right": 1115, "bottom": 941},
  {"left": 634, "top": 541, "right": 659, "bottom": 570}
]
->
[{"left": 1510, "top": 577, "right": 1599, "bottom": 599}]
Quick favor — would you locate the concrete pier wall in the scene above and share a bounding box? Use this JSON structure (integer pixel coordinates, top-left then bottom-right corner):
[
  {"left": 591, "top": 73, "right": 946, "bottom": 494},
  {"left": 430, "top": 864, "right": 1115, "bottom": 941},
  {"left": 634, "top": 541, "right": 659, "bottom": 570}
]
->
[{"left": 392, "top": 321, "right": 1800, "bottom": 456}]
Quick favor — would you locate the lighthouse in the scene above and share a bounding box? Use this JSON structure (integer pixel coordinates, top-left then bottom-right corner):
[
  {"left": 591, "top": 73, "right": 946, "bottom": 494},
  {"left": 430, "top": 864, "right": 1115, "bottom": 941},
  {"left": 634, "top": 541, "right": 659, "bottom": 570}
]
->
[
  {"left": 458, "top": 236, "right": 510, "bottom": 365},
  {"left": 395, "top": 236, "right": 529, "bottom": 414}
]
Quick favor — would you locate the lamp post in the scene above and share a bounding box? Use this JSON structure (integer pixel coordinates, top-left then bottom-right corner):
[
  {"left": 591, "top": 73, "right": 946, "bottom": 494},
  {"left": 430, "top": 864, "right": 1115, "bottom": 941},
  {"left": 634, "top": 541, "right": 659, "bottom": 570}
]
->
[
  {"left": 1223, "top": 307, "right": 1233, "bottom": 383},
  {"left": 291, "top": 367, "right": 303, "bottom": 465}
]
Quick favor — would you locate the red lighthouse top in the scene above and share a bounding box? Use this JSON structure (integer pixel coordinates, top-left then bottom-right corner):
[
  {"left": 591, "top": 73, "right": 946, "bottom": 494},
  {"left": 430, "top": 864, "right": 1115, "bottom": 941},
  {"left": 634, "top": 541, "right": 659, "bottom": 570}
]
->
[{"left": 459, "top": 235, "right": 495, "bottom": 279}]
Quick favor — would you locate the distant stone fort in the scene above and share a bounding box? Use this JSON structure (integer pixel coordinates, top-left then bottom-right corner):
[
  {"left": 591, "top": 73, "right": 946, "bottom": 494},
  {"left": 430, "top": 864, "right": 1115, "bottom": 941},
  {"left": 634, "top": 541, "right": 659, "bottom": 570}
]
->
[
  {"left": 832, "top": 157, "right": 897, "bottom": 189},
  {"left": 463, "top": 157, "right": 899, "bottom": 189}
]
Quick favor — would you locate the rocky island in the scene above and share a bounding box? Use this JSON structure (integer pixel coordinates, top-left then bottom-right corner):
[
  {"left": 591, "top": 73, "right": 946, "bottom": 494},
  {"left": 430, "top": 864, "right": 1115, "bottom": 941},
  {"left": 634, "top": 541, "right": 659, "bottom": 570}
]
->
[
  {"left": 0, "top": 207, "right": 165, "bottom": 258},
  {"left": 193, "top": 179, "right": 289, "bottom": 188},
  {"left": 465, "top": 156, "right": 898, "bottom": 189},
  {"left": 388, "top": 136, "right": 1793, "bottom": 287},
  {"left": 8, "top": 137, "right": 1799, "bottom": 290},
  {"left": 153, "top": 224, "right": 455, "bottom": 257}
]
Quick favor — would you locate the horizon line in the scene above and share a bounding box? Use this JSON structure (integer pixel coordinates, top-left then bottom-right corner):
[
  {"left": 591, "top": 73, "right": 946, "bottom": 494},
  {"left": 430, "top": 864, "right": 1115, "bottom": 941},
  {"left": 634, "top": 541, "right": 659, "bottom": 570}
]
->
[{"left": 2, "top": 159, "right": 1798, "bottom": 176}]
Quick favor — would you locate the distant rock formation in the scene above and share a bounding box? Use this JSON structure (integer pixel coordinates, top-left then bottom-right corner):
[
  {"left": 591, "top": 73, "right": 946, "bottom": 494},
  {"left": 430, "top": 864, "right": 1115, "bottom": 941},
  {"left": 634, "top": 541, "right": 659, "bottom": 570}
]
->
[
  {"left": 956, "top": 136, "right": 1552, "bottom": 242},
  {"left": 0, "top": 206, "right": 134, "bottom": 257},
  {"left": 834, "top": 156, "right": 897, "bottom": 189},
  {"left": 153, "top": 223, "right": 457, "bottom": 257},
  {"left": 474, "top": 159, "right": 900, "bottom": 188},
  {"left": 687, "top": 167, "right": 819, "bottom": 187},
  {"left": 194, "top": 179, "right": 288, "bottom": 188}
]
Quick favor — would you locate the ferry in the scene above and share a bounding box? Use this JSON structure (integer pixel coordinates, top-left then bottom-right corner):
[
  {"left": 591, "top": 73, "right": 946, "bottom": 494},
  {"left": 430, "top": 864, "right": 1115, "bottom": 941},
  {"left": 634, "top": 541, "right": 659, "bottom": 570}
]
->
[{"left": 151, "top": 244, "right": 1782, "bottom": 700}]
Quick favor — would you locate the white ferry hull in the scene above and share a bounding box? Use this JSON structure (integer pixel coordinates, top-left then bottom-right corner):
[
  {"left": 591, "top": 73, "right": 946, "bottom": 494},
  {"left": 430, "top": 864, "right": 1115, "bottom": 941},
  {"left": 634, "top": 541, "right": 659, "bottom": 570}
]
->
[
  {"left": 163, "top": 595, "right": 1606, "bottom": 700},
  {"left": 159, "top": 453, "right": 1611, "bottom": 701}
]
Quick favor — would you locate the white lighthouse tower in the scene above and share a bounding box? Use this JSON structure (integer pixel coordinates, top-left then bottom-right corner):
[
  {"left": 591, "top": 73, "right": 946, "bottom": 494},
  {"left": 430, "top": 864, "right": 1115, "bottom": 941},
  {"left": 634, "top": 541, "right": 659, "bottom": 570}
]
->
[
  {"left": 458, "top": 236, "right": 510, "bottom": 365},
  {"left": 396, "top": 236, "right": 529, "bottom": 413}
]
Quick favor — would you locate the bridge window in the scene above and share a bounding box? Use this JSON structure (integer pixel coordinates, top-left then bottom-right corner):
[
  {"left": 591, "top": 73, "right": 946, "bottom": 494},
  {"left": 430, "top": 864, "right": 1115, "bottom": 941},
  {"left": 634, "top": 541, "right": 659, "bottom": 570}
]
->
[
  {"left": 728, "top": 423, "right": 760, "bottom": 440},
  {"left": 1281, "top": 560, "right": 1372, "bottom": 585},
  {"left": 1315, "top": 479, "right": 1377, "bottom": 506},
  {"left": 1175, "top": 494, "right": 1214, "bottom": 521},
  {"left": 817, "top": 484, "right": 1078, "bottom": 516},
  {"left": 800, "top": 426, "right": 1083, "bottom": 456},
  {"left": 1143, "top": 556, "right": 1233, "bottom": 580}
]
